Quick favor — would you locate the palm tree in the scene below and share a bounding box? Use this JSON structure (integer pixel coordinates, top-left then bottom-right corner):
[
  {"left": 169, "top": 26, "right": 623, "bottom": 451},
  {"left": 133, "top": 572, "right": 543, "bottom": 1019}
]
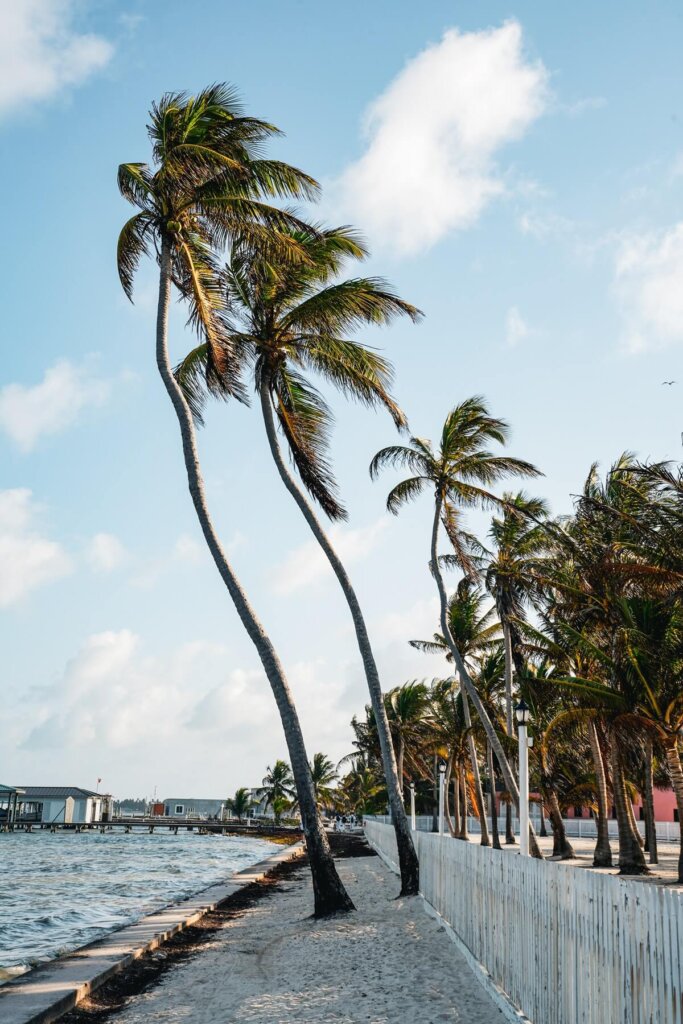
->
[
  {"left": 338, "top": 757, "right": 385, "bottom": 817},
  {"left": 227, "top": 787, "right": 255, "bottom": 821},
  {"left": 484, "top": 492, "right": 549, "bottom": 842},
  {"left": 116, "top": 86, "right": 353, "bottom": 915},
  {"left": 521, "top": 616, "right": 615, "bottom": 867},
  {"left": 371, "top": 397, "right": 543, "bottom": 856},
  {"left": 384, "top": 681, "right": 430, "bottom": 799},
  {"left": 429, "top": 677, "right": 476, "bottom": 838},
  {"left": 471, "top": 647, "right": 506, "bottom": 849},
  {"left": 535, "top": 456, "right": 662, "bottom": 874},
  {"left": 310, "top": 753, "right": 339, "bottom": 809},
  {"left": 260, "top": 759, "right": 296, "bottom": 812},
  {"left": 411, "top": 577, "right": 501, "bottom": 844},
  {"left": 516, "top": 661, "right": 576, "bottom": 859},
  {"left": 176, "top": 226, "right": 422, "bottom": 895}
]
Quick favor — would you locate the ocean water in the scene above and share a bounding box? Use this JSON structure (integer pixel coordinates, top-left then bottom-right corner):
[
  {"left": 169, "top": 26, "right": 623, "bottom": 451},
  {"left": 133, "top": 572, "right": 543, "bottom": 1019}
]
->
[{"left": 0, "top": 829, "right": 279, "bottom": 983}]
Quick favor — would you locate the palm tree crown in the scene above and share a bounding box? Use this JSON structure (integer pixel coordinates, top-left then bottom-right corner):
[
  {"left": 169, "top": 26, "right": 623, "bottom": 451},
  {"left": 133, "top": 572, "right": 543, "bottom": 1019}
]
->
[
  {"left": 370, "top": 396, "right": 540, "bottom": 567},
  {"left": 177, "top": 226, "right": 421, "bottom": 518},
  {"left": 117, "top": 83, "right": 318, "bottom": 397}
]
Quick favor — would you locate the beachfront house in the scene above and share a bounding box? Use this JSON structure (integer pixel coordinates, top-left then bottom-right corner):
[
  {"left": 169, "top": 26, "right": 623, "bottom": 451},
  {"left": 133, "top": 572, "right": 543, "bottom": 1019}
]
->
[
  {"left": 15, "top": 786, "right": 112, "bottom": 825},
  {"left": 162, "top": 797, "right": 226, "bottom": 820}
]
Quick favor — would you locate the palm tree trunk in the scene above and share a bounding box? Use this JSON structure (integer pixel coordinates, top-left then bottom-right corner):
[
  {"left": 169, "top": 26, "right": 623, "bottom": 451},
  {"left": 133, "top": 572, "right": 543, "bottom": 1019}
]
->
[
  {"left": 429, "top": 496, "right": 542, "bottom": 858},
  {"left": 643, "top": 738, "right": 658, "bottom": 865},
  {"left": 609, "top": 727, "right": 648, "bottom": 876},
  {"left": 452, "top": 764, "right": 460, "bottom": 836},
  {"left": 458, "top": 680, "right": 489, "bottom": 845},
  {"left": 259, "top": 382, "right": 419, "bottom": 896},
  {"left": 625, "top": 784, "right": 645, "bottom": 849},
  {"left": 539, "top": 803, "right": 548, "bottom": 837},
  {"left": 502, "top": 621, "right": 516, "bottom": 845},
  {"left": 155, "top": 242, "right": 353, "bottom": 916},
  {"left": 546, "top": 787, "right": 575, "bottom": 858},
  {"left": 397, "top": 736, "right": 405, "bottom": 805},
  {"left": 588, "top": 720, "right": 612, "bottom": 867},
  {"left": 458, "top": 769, "right": 469, "bottom": 840},
  {"left": 487, "top": 743, "right": 502, "bottom": 850},
  {"left": 663, "top": 739, "right": 683, "bottom": 883},
  {"left": 444, "top": 759, "right": 456, "bottom": 836}
]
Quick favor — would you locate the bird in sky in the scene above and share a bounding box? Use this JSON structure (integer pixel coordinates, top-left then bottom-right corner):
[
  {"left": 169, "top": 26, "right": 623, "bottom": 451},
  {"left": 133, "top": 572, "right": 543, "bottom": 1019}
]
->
[{"left": 662, "top": 380, "right": 676, "bottom": 385}]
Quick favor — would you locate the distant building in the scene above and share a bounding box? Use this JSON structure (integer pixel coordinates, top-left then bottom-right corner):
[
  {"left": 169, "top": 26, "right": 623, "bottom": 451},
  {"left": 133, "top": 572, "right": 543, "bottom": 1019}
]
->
[
  {"left": 0, "top": 784, "right": 24, "bottom": 825},
  {"left": 567, "top": 787, "right": 679, "bottom": 824},
  {"left": 246, "top": 789, "right": 272, "bottom": 818},
  {"left": 162, "top": 797, "right": 225, "bottom": 819},
  {"left": 15, "top": 787, "right": 112, "bottom": 824}
]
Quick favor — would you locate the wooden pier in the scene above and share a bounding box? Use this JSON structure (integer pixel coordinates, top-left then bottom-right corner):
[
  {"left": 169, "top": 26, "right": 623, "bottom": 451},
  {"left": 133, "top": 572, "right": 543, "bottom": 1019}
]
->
[{"left": 1, "top": 817, "right": 301, "bottom": 839}]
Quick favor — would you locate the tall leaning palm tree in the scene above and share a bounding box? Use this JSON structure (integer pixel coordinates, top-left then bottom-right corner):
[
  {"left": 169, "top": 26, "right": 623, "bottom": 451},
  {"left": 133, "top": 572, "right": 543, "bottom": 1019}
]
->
[
  {"left": 116, "top": 85, "right": 353, "bottom": 916},
  {"left": 176, "top": 227, "right": 422, "bottom": 895},
  {"left": 371, "top": 397, "right": 543, "bottom": 856}
]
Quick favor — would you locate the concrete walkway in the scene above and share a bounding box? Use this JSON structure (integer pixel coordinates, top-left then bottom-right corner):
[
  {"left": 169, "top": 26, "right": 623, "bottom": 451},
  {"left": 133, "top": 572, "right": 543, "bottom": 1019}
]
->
[{"left": 111, "top": 853, "right": 503, "bottom": 1024}]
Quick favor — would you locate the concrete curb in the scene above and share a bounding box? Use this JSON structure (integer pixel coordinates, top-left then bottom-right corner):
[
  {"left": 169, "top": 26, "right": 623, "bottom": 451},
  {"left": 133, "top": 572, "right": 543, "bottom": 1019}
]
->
[
  {"left": 0, "top": 841, "right": 305, "bottom": 1024},
  {"left": 365, "top": 835, "right": 531, "bottom": 1024}
]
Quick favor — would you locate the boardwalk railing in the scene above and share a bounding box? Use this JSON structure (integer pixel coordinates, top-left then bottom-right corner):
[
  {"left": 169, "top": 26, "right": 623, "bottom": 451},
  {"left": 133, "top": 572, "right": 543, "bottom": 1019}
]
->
[
  {"left": 368, "top": 813, "right": 682, "bottom": 844},
  {"left": 365, "top": 819, "right": 683, "bottom": 1024}
]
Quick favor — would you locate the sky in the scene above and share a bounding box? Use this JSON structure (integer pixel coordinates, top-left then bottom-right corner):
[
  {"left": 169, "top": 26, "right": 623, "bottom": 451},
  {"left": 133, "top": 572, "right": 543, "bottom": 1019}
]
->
[{"left": 1, "top": 0, "right": 682, "bottom": 800}]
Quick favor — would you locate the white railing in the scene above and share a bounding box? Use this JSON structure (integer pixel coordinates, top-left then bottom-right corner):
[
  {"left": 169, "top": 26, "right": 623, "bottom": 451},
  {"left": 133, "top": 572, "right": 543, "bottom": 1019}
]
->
[
  {"left": 365, "top": 819, "right": 683, "bottom": 1024},
  {"left": 367, "top": 813, "right": 681, "bottom": 844}
]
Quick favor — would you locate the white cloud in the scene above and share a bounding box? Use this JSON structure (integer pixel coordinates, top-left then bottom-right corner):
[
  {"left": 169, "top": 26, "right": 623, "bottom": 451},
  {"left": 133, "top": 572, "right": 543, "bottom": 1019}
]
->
[
  {"left": 561, "top": 96, "right": 606, "bottom": 117},
  {"left": 505, "top": 306, "right": 530, "bottom": 347},
  {"left": 87, "top": 532, "right": 127, "bottom": 572},
  {"left": 0, "top": 360, "right": 111, "bottom": 451},
  {"left": 130, "top": 531, "right": 245, "bottom": 589},
  {"left": 374, "top": 595, "right": 441, "bottom": 648},
  {"left": 15, "top": 630, "right": 357, "bottom": 794},
  {"left": 0, "top": 489, "right": 72, "bottom": 607},
  {"left": 330, "top": 20, "right": 547, "bottom": 255},
  {"left": 272, "top": 519, "right": 389, "bottom": 594},
  {"left": 0, "top": 0, "right": 113, "bottom": 118},
  {"left": 615, "top": 223, "right": 683, "bottom": 353}
]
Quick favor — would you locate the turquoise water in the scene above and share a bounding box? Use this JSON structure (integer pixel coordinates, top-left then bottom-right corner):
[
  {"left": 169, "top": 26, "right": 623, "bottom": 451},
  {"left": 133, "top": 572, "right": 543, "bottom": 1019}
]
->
[{"left": 0, "top": 829, "right": 278, "bottom": 981}]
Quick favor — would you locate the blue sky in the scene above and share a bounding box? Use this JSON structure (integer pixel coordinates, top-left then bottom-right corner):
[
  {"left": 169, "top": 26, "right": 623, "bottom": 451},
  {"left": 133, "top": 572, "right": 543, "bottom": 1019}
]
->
[{"left": 1, "top": 1, "right": 682, "bottom": 798}]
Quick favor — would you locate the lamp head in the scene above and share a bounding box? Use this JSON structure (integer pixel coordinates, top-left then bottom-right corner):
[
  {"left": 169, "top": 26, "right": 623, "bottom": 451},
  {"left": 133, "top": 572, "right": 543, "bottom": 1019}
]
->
[{"left": 515, "top": 698, "right": 531, "bottom": 726}]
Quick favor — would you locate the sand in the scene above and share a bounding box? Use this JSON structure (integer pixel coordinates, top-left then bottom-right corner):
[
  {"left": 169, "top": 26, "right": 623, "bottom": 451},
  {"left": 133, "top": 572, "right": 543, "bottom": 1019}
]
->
[{"left": 111, "top": 853, "right": 503, "bottom": 1024}]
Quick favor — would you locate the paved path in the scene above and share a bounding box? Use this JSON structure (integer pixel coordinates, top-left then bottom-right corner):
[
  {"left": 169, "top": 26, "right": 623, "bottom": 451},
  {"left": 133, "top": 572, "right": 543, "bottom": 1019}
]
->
[
  {"left": 504, "top": 834, "right": 682, "bottom": 886},
  {"left": 113, "top": 853, "right": 503, "bottom": 1024}
]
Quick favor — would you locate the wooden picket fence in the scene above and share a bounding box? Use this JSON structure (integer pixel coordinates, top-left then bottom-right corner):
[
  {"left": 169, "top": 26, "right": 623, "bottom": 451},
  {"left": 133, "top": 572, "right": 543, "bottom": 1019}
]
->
[{"left": 365, "top": 819, "right": 683, "bottom": 1024}]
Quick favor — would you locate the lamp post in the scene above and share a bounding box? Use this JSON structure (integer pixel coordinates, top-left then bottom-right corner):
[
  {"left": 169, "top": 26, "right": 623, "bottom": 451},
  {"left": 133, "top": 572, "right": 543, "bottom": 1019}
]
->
[
  {"left": 409, "top": 782, "right": 416, "bottom": 832},
  {"left": 515, "top": 699, "right": 531, "bottom": 856},
  {"left": 438, "top": 761, "right": 446, "bottom": 836}
]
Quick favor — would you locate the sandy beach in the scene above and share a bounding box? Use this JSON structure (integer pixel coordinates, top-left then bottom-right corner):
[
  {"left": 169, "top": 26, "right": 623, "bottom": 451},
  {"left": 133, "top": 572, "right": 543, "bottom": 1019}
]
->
[{"left": 94, "top": 847, "right": 501, "bottom": 1024}]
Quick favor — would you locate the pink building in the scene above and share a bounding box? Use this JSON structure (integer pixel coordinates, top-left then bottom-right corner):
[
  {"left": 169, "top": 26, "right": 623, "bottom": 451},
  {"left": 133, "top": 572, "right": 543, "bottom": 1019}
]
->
[{"left": 566, "top": 787, "right": 678, "bottom": 823}]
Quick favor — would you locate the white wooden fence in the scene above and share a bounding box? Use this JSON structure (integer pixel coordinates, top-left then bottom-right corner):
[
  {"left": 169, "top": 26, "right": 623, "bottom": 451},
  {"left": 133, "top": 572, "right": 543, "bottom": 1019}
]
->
[
  {"left": 365, "top": 819, "right": 683, "bottom": 1024},
  {"left": 369, "top": 813, "right": 682, "bottom": 843}
]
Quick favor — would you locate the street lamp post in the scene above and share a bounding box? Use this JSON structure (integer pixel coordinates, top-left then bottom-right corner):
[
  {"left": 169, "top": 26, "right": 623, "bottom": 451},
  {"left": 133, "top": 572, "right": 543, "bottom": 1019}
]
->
[
  {"left": 409, "top": 782, "right": 416, "bottom": 832},
  {"left": 515, "top": 699, "right": 531, "bottom": 856},
  {"left": 438, "top": 761, "right": 446, "bottom": 836}
]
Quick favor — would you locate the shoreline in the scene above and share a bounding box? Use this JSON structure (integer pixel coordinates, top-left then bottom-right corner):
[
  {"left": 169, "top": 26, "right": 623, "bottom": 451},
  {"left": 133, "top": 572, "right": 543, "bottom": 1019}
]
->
[
  {"left": 70, "top": 834, "right": 500, "bottom": 1024},
  {"left": 0, "top": 841, "right": 304, "bottom": 1024}
]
